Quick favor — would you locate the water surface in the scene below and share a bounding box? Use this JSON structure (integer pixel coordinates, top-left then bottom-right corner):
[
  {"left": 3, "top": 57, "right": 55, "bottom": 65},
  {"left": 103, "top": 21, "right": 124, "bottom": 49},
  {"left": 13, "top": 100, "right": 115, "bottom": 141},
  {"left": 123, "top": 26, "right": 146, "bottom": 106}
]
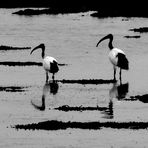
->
[{"left": 0, "top": 8, "right": 148, "bottom": 148}]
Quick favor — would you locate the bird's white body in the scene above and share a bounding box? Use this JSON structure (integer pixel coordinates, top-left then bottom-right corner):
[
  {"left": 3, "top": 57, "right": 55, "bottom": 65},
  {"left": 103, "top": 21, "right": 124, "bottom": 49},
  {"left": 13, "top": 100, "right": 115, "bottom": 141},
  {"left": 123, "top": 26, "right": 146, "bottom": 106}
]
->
[
  {"left": 109, "top": 48, "right": 125, "bottom": 67},
  {"left": 43, "top": 56, "right": 57, "bottom": 71}
]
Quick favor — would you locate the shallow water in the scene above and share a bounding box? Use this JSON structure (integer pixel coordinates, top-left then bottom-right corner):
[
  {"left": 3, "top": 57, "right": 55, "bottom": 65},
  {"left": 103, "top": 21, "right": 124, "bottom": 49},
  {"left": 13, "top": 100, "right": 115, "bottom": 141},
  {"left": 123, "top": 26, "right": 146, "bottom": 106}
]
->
[{"left": 0, "top": 8, "right": 148, "bottom": 148}]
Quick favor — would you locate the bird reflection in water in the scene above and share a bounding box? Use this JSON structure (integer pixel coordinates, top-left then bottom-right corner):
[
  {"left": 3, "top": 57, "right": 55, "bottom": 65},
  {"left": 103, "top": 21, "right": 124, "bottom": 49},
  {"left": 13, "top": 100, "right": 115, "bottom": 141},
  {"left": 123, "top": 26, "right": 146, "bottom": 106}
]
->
[
  {"left": 101, "top": 99, "right": 114, "bottom": 119},
  {"left": 101, "top": 81, "right": 129, "bottom": 119},
  {"left": 31, "top": 80, "right": 59, "bottom": 111},
  {"left": 109, "top": 82, "right": 129, "bottom": 100}
]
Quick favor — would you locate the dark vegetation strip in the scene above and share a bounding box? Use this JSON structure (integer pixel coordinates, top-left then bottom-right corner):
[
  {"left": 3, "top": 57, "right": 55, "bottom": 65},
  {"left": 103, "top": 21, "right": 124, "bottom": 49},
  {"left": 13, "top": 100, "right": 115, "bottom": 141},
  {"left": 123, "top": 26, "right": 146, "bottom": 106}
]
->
[
  {"left": 54, "top": 105, "right": 108, "bottom": 112},
  {"left": 0, "top": 86, "right": 28, "bottom": 92},
  {"left": 90, "top": 7, "right": 148, "bottom": 18},
  {"left": 115, "top": 93, "right": 148, "bottom": 103},
  {"left": 110, "top": 94, "right": 148, "bottom": 103},
  {"left": 13, "top": 8, "right": 148, "bottom": 18},
  {"left": 0, "top": 61, "right": 42, "bottom": 66},
  {"left": 0, "top": 45, "right": 31, "bottom": 50},
  {"left": 124, "top": 35, "right": 141, "bottom": 39},
  {"left": 129, "top": 27, "right": 148, "bottom": 33},
  {"left": 58, "top": 79, "right": 116, "bottom": 85},
  {"left": 13, "top": 8, "right": 90, "bottom": 15},
  {"left": 0, "top": 61, "right": 67, "bottom": 67},
  {"left": 58, "top": 63, "right": 68, "bottom": 66},
  {"left": 1, "top": 0, "right": 148, "bottom": 17},
  {"left": 13, "top": 120, "right": 148, "bottom": 131},
  {"left": 130, "top": 94, "right": 148, "bottom": 103},
  {"left": 13, "top": 8, "right": 51, "bottom": 15}
]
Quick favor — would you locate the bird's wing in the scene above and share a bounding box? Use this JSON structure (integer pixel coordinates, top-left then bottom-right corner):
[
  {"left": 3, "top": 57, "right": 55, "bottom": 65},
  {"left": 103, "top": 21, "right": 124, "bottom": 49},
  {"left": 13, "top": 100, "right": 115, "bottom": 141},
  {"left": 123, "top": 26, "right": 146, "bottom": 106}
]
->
[{"left": 116, "top": 53, "right": 129, "bottom": 70}]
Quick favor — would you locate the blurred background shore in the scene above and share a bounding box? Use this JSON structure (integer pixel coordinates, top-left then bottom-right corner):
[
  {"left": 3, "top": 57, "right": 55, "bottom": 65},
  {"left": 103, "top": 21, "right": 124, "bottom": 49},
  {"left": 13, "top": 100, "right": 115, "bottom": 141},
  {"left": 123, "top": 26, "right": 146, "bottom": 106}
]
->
[{"left": 1, "top": 0, "right": 148, "bottom": 17}]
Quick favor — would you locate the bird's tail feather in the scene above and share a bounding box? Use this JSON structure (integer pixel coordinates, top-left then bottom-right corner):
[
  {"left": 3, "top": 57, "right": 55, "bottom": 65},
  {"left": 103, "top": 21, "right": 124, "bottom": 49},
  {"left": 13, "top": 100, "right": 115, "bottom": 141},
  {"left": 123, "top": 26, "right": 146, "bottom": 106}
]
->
[
  {"left": 50, "top": 61, "right": 59, "bottom": 73},
  {"left": 117, "top": 53, "right": 129, "bottom": 70}
]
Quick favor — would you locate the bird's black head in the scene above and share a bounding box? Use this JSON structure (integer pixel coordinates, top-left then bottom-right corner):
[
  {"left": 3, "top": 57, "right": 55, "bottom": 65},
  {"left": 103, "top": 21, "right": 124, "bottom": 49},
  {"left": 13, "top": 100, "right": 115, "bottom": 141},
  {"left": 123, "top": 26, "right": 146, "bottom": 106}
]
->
[
  {"left": 107, "top": 34, "right": 113, "bottom": 38},
  {"left": 39, "top": 43, "right": 45, "bottom": 49}
]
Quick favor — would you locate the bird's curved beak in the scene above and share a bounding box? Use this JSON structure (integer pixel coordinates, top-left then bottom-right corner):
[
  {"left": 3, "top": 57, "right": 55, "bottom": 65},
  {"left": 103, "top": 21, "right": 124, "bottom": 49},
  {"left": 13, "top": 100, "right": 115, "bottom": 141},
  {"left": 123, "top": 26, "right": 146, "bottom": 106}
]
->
[
  {"left": 30, "top": 44, "right": 42, "bottom": 54},
  {"left": 96, "top": 40, "right": 102, "bottom": 47},
  {"left": 96, "top": 34, "right": 112, "bottom": 47}
]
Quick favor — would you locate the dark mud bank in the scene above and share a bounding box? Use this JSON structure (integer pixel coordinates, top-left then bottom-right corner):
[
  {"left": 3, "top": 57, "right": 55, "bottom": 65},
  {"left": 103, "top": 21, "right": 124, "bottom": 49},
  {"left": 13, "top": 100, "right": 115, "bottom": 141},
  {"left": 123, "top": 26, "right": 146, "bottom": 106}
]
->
[
  {"left": 130, "top": 94, "right": 148, "bottom": 103},
  {"left": 54, "top": 105, "right": 111, "bottom": 112},
  {"left": 13, "top": 8, "right": 89, "bottom": 15},
  {"left": 58, "top": 79, "right": 116, "bottom": 85},
  {"left": 0, "top": 61, "right": 67, "bottom": 67},
  {"left": 13, "top": 120, "right": 148, "bottom": 130},
  {"left": 0, "top": 86, "right": 28, "bottom": 92},
  {"left": 0, "top": 45, "right": 31, "bottom": 50},
  {"left": 0, "top": 61, "right": 42, "bottom": 66},
  {"left": 129, "top": 27, "right": 148, "bottom": 33},
  {"left": 124, "top": 35, "right": 141, "bottom": 39},
  {"left": 13, "top": 8, "right": 148, "bottom": 18}
]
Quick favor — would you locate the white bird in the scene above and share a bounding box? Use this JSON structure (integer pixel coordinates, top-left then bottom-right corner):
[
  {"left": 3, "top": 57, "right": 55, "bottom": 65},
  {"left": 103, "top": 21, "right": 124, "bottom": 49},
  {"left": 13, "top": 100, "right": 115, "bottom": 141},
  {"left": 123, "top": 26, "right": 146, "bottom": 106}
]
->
[
  {"left": 96, "top": 34, "right": 129, "bottom": 81},
  {"left": 30, "top": 43, "right": 59, "bottom": 82}
]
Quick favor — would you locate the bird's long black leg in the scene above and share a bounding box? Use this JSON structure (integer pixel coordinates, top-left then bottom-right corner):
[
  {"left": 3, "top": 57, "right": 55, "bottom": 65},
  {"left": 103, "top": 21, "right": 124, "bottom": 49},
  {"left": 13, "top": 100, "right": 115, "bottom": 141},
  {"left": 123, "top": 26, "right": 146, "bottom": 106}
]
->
[
  {"left": 46, "top": 72, "right": 49, "bottom": 83},
  {"left": 119, "top": 68, "right": 122, "bottom": 83},
  {"left": 114, "top": 67, "right": 116, "bottom": 81},
  {"left": 52, "top": 73, "right": 55, "bottom": 81}
]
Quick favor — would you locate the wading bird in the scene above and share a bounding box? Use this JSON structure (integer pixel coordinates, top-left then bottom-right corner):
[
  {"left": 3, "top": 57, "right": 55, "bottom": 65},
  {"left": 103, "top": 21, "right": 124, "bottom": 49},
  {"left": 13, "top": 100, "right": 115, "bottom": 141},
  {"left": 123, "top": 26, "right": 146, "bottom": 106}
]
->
[
  {"left": 30, "top": 43, "right": 59, "bottom": 82},
  {"left": 96, "top": 34, "right": 129, "bottom": 81}
]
